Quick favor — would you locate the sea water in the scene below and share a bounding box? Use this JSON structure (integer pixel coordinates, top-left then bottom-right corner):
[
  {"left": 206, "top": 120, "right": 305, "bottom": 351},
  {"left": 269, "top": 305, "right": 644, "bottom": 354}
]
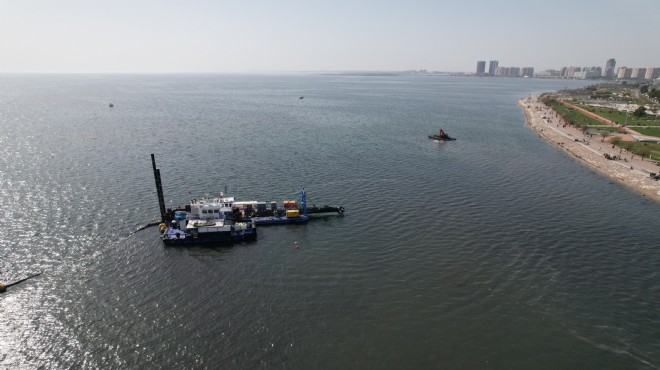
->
[{"left": 1, "top": 74, "right": 659, "bottom": 369}]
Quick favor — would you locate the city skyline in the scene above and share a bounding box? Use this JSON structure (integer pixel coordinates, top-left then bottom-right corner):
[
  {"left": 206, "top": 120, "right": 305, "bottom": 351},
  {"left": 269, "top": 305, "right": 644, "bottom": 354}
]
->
[
  {"left": 488, "top": 57, "right": 659, "bottom": 78},
  {"left": 1, "top": 0, "right": 659, "bottom": 73},
  {"left": 474, "top": 58, "right": 660, "bottom": 80}
]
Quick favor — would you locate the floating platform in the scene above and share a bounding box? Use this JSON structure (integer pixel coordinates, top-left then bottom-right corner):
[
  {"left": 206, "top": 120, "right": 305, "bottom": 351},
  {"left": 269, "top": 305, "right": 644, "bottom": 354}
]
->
[{"left": 151, "top": 155, "right": 344, "bottom": 245}]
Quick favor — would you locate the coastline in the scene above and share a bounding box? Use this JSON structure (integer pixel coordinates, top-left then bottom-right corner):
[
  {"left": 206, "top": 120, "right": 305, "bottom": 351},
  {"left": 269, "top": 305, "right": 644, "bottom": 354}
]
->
[{"left": 519, "top": 95, "right": 660, "bottom": 203}]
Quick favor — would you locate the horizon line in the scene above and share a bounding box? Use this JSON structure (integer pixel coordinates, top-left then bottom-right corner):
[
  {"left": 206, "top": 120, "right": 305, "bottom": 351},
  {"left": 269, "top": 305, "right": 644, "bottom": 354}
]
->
[{"left": 0, "top": 69, "right": 468, "bottom": 75}]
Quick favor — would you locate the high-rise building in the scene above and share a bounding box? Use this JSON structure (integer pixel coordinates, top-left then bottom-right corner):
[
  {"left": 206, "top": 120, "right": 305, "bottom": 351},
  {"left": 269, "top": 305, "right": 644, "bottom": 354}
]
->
[
  {"left": 604, "top": 58, "right": 616, "bottom": 78},
  {"left": 631, "top": 68, "right": 647, "bottom": 79},
  {"left": 522, "top": 67, "right": 534, "bottom": 77},
  {"left": 617, "top": 67, "right": 631, "bottom": 79},
  {"left": 645, "top": 68, "right": 660, "bottom": 80},
  {"left": 488, "top": 60, "right": 499, "bottom": 76},
  {"left": 476, "top": 61, "right": 486, "bottom": 76},
  {"left": 508, "top": 67, "right": 521, "bottom": 77},
  {"left": 565, "top": 67, "right": 581, "bottom": 78}
]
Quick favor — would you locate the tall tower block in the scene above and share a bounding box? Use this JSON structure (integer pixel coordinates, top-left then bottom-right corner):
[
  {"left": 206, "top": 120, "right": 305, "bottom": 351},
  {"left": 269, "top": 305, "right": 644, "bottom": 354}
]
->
[
  {"left": 605, "top": 58, "right": 616, "bottom": 79},
  {"left": 476, "top": 61, "right": 486, "bottom": 76},
  {"left": 488, "top": 60, "right": 499, "bottom": 76}
]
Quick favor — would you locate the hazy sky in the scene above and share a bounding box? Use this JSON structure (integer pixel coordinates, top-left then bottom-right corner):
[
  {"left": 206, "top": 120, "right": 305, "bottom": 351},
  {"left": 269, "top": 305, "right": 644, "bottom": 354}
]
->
[{"left": 1, "top": 0, "right": 659, "bottom": 73}]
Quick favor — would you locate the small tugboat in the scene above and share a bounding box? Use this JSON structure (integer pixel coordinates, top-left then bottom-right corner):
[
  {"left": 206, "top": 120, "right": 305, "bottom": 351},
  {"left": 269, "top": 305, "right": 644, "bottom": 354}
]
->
[
  {"left": 152, "top": 154, "right": 256, "bottom": 245},
  {"left": 160, "top": 195, "right": 257, "bottom": 245},
  {"left": 428, "top": 128, "right": 456, "bottom": 141}
]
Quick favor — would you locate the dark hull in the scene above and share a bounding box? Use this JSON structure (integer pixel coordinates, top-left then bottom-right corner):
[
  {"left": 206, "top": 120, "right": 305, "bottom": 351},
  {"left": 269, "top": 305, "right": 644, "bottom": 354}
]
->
[
  {"left": 307, "top": 205, "right": 345, "bottom": 216},
  {"left": 244, "top": 206, "right": 344, "bottom": 220},
  {"left": 428, "top": 135, "right": 456, "bottom": 141},
  {"left": 249, "top": 215, "right": 310, "bottom": 225},
  {"left": 162, "top": 229, "right": 257, "bottom": 246}
]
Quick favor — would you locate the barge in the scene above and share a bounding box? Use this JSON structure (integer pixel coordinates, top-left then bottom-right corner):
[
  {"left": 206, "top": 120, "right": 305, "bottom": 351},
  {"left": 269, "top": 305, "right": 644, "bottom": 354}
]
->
[
  {"left": 151, "top": 154, "right": 345, "bottom": 244},
  {"left": 152, "top": 154, "right": 257, "bottom": 245},
  {"left": 244, "top": 188, "right": 310, "bottom": 225},
  {"left": 235, "top": 189, "right": 345, "bottom": 225}
]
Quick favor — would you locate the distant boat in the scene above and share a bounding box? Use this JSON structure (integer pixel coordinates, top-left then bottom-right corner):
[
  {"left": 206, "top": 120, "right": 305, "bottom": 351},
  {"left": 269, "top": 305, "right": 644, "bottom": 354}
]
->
[
  {"left": 299, "top": 96, "right": 304, "bottom": 100},
  {"left": 428, "top": 128, "right": 456, "bottom": 141},
  {"left": 428, "top": 134, "right": 456, "bottom": 141},
  {"left": 109, "top": 103, "right": 114, "bottom": 108}
]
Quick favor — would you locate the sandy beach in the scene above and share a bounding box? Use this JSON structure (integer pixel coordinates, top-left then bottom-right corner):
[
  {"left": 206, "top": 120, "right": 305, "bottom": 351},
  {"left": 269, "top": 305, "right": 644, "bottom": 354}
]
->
[{"left": 519, "top": 95, "right": 660, "bottom": 203}]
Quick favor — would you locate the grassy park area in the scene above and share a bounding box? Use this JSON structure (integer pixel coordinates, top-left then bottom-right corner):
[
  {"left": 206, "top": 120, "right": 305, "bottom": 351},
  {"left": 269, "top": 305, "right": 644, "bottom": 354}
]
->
[
  {"left": 575, "top": 103, "right": 660, "bottom": 127},
  {"left": 614, "top": 141, "right": 660, "bottom": 161},
  {"left": 540, "top": 90, "right": 660, "bottom": 161},
  {"left": 542, "top": 97, "right": 625, "bottom": 132}
]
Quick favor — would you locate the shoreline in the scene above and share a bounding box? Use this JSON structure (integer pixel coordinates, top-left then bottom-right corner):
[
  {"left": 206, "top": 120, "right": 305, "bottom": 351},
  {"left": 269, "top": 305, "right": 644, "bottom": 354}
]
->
[{"left": 519, "top": 95, "right": 660, "bottom": 203}]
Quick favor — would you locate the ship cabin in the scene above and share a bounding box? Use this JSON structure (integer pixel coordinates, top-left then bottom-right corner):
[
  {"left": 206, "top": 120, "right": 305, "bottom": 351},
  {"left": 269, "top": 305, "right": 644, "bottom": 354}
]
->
[{"left": 189, "top": 196, "right": 235, "bottom": 221}]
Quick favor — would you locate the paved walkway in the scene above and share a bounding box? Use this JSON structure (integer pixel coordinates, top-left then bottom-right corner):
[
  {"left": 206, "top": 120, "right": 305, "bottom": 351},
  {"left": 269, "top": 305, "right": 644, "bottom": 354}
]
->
[{"left": 520, "top": 96, "right": 660, "bottom": 202}]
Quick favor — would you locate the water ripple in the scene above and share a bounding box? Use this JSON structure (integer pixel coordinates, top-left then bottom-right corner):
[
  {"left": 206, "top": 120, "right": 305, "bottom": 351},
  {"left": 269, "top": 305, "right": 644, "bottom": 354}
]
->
[{"left": 1, "top": 75, "right": 659, "bottom": 369}]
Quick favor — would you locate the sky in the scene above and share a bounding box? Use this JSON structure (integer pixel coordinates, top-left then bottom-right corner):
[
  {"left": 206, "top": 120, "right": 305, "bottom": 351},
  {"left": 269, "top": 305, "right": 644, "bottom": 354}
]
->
[{"left": 1, "top": 0, "right": 659, "bottom": 73}]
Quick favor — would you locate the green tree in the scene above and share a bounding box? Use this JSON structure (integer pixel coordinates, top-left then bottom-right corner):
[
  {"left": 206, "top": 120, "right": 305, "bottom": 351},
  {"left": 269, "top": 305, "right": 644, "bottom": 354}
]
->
[
  {"left": 640, "top": 85, "right": 649, "bottom": 94},
  {"left": 609, "top": 136, "right": 621, "bottom": 147},
  {"left": 650, "top": 89, "right": 660, "bottom": 99},
  {"left": 637, "top": 146, "right": 651, "bottom": 161},
  {"left": 600, "top": 130, "right": 611, "bottom": 142},
  {"left": 633, "top": 106, "right": 647, "bottom": 117}
]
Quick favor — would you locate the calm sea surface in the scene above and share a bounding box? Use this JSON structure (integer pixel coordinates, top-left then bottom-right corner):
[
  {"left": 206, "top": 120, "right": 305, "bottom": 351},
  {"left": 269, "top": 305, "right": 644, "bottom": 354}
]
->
[{"left": 1, "top": 74, "right": 659, "bottom": 369}]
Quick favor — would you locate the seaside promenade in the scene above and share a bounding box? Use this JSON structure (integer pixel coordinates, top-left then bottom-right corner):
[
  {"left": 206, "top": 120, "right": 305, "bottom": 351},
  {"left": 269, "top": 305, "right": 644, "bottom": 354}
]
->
[{"left": 519, "top": 95, "right": 660, "bottom": 203}]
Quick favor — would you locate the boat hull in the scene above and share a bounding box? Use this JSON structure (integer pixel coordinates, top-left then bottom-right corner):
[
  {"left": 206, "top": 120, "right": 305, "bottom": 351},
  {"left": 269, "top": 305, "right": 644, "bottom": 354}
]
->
[
  {"left": 306, "top": 206, "right": 345, "bottom": 217},
  {"left": 162, "top": 228, "right": 257, "bottom": 245},
  {"left": 428, "top": 135, "right": 456, "bottom": 141},
  {"left": 250, "top": 215, "right": 309, "bottom": 225}
]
